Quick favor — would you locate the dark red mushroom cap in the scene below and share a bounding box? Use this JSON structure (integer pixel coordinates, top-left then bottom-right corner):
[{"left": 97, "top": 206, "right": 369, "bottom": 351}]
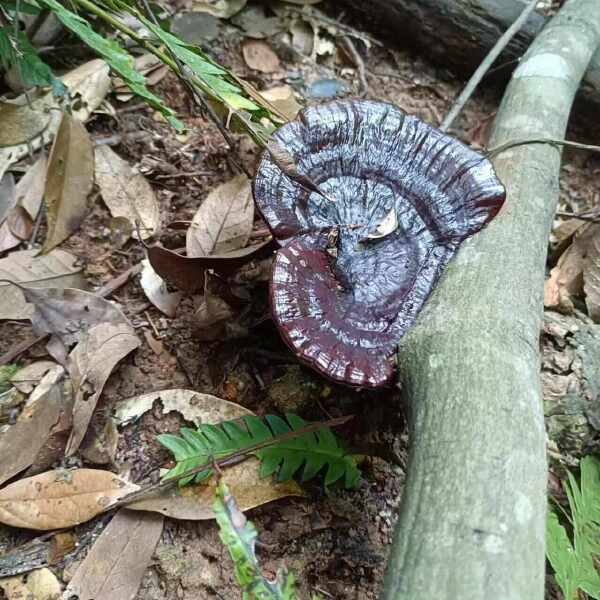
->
[{"left": 253, "top": 100, "right": 505, "bottom": 388}]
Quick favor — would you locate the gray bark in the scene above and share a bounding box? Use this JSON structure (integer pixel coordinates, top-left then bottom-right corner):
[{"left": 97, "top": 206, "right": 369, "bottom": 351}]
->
[
  {"left": 381, "top": 1, "right": 600, "bottom": 599},
  {"left": 344, "top": 0, "right": 600, "bottom": 114}
]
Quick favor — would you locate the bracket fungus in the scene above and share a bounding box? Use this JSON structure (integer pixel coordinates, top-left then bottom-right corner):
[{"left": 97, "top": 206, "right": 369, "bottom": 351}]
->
[{"left": 253, "top": 100, "right": 505, "bottom": 388}]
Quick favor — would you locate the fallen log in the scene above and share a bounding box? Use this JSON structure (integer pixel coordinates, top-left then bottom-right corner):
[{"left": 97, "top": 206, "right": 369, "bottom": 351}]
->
[
  {"left": 381, "top": 0, "right": 600, "bottom": 599},
  {"left": 344, "top": 0, "right": 600, "bottom": 114}
]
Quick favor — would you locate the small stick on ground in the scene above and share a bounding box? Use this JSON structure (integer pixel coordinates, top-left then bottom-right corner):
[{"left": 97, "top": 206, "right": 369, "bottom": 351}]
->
[
  {"left": 339, "top": 36, "right": 368, "bottom": 96},
  {"left": 440, "top": 0, "right": 539, "bottom": 133}
]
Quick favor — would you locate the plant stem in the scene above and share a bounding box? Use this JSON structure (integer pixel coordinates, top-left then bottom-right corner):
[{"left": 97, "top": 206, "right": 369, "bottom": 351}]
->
[{"left": 440, "top": 0, "right": 539, "bottom": 132}]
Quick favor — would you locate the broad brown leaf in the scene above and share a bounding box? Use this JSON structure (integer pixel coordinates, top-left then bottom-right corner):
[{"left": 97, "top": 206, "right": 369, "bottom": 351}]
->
[
  {"left": 95, "top": 145, "right": 159, "bottom": 240},
  {"left": 64, "top": 510, "right": 163, "bottom": 600},
  {"left": 186, "top": 174, "right": 254, "bottom": 257},
  {"left": 0, "top": 97, "right": 51, "bottom": 147},
  {"left": 0, "top": 469, "right": 138, "bottom": 530},
  {"left": 42, "top": 112, "right": 94, "bottom": 253},
  {"left": 0, "top": 366, "right": 66, "bottom": 487},
  {"left": 18, "top": 287, "right": 131, "bottom": 346},
  {"left": 0, "top": 250, "right": 86, "bottom": 321},
  {"left": 66, "top": 322, "right": 140, "bottom": 455}
]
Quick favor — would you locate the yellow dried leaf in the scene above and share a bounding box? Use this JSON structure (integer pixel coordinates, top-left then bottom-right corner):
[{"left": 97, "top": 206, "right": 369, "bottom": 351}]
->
[{"left": 0, "top": 469, "right": 139, "bottom": 530}]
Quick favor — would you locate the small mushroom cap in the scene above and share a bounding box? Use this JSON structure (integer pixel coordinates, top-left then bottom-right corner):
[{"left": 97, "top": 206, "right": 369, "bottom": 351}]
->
[{"left": 254, "top": 100, "right": 505, "bottom": 387}]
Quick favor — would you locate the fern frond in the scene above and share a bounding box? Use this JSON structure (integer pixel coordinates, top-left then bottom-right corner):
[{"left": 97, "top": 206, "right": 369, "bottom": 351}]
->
[{"left": 158, "top": 414, "right": 360, "bottom": 489}]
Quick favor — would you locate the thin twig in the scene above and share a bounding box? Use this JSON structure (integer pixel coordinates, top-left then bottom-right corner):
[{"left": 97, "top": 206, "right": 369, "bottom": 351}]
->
[
  {"left": 440, "top": 0, "right": 539, "bottom": 132},
  {"left": 556, "top": 210, "right": 600, "bottom": 223},
  {"left": 112, "top": 414, "right": 354, "bottom": 507},
  {"left": 339, "top": 36, "right": 368, "bottom": 96},
  {"left": 486, "top": 137, "right": 600, "bottom": 158}
]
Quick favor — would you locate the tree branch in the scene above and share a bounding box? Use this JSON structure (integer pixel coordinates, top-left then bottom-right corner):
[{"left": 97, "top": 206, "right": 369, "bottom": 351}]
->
[{"left": 381, "top": 1, "right": 600, "bottom": 599}]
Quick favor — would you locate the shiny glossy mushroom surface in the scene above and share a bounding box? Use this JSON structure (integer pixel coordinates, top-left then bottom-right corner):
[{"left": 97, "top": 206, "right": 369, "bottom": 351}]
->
[{"left": 253, "top": 100, "right": 505, "bottom": 388}]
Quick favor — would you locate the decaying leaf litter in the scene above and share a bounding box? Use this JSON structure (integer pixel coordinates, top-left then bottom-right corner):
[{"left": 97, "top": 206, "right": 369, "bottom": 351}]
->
[{"left": 0, "top": 1, "right": 599, "bottom": 599}]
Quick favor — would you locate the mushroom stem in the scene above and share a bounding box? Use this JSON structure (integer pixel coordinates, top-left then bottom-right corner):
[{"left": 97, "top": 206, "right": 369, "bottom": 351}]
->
[{"left": 382, "top": 2, "right": 600, "bottom": 599}]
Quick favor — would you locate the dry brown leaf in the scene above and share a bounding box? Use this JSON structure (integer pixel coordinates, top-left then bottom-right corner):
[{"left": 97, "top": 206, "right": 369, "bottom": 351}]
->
[
  {"left": 187, "top": 174, "right": 254, "bottom": 257},
  {"left": 18, "top": 287, "right": 131, "bottom": 345},
  {"left": 140, "top": 258, "right": 183, "bottom": 317},
  {"left": 0, "top": 366, "right": 65, "bottom": 487},
  {"left": 114, "top": 388, "right": 251, "bottom": 425},
  {"left": 583, "top": 229, "right": 600, "bottom": 321},
  {"left": 95, "top": 145, "right": 160, "bottom": 240},
  {"left": 260, "top": 85, "right": 301, "bottom": 120},
  {"left": 544, "top": 223, "right": 600, "bottom": 314},
  {"left": 115, "top": 389, "right": 303, "bottom": 519},
  {"left": 148, "top": 237, "right": 274, "bottom": 292},
  {"left": 0, "top": 567, "right": 61, "bottom": 600},
  {"left": 0, "top": 173, "right": 19, "bottom": 252},
  {"left": 64, "top": 510, "right": 163, "bottom": 600},
  {"left": 0, "top": 172, "right": 16, "bottom": 223},
  {"left": 242, "top": 39, "right": 281, "bottom": 73},
  {"left": 0, "top": 249, "right": 86, "bottom": 320},
  {"left": 0, "top": 97, "right": 51, "bottom": 147},
  {"left": 190, "top": 0, "right": 246, "bottom": 18},
  {"left": 66, "top": 322, "right": 140, "bottom": 456},
  {"left": 0, "top": 60, "right": 110, "bottom": 182},
  {"left": 193, "top": 271, "right": 237, "bottom": 341},
  {"left": 42, "top": 113, "right": 94, "bottom": 253},
  {"left": 16, "top": 154, "right": 47, "bottom": 217},
  {"left": 80, "top": 418, "right": 119, "bottom": 465},
  {"left": 0, "top": 468, "right": 138, "bottom": 530},
  {"left": 7, "top": 205, "right": 34, "bottom": 240},
  {"left": 10, "top": 360, "right": 58, "bottom": 394}
]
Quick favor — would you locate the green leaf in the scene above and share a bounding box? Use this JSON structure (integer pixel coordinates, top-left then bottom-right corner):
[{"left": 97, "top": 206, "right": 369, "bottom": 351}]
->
[
  {"left": 0, "top": 364, "right": 18, "bottom": 394},
  {"left": 133, "top": 13, "right": 260, "bottom": 112},
  {"left": 547, "top": 456, "right": 600, "bottom": 600},
  {"left": 36, "top": 0, "right": 184, "bottom": 131},
  {"left": 158, "top": 414, "right": 360, "bottom": 489},
  {"left": 0, "top": 27, "right": 65, "bottom": 95},
  {"left": 214, "top": 481, "right": 300, "bottom": 600},
  {"left": 4, "top": 1, "right": 41, "bottom": 15}
]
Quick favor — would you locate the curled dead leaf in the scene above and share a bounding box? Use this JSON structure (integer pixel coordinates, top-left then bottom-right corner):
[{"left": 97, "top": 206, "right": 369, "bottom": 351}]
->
[
  {"left": 140, "top": 259, "right": 183, "bottom": 317},
  {"left": 0, "top": 469, "right": 138, "bottom": 530},
  {"left": 147, "top": 237, "right": 274, "bottom": 292}
]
